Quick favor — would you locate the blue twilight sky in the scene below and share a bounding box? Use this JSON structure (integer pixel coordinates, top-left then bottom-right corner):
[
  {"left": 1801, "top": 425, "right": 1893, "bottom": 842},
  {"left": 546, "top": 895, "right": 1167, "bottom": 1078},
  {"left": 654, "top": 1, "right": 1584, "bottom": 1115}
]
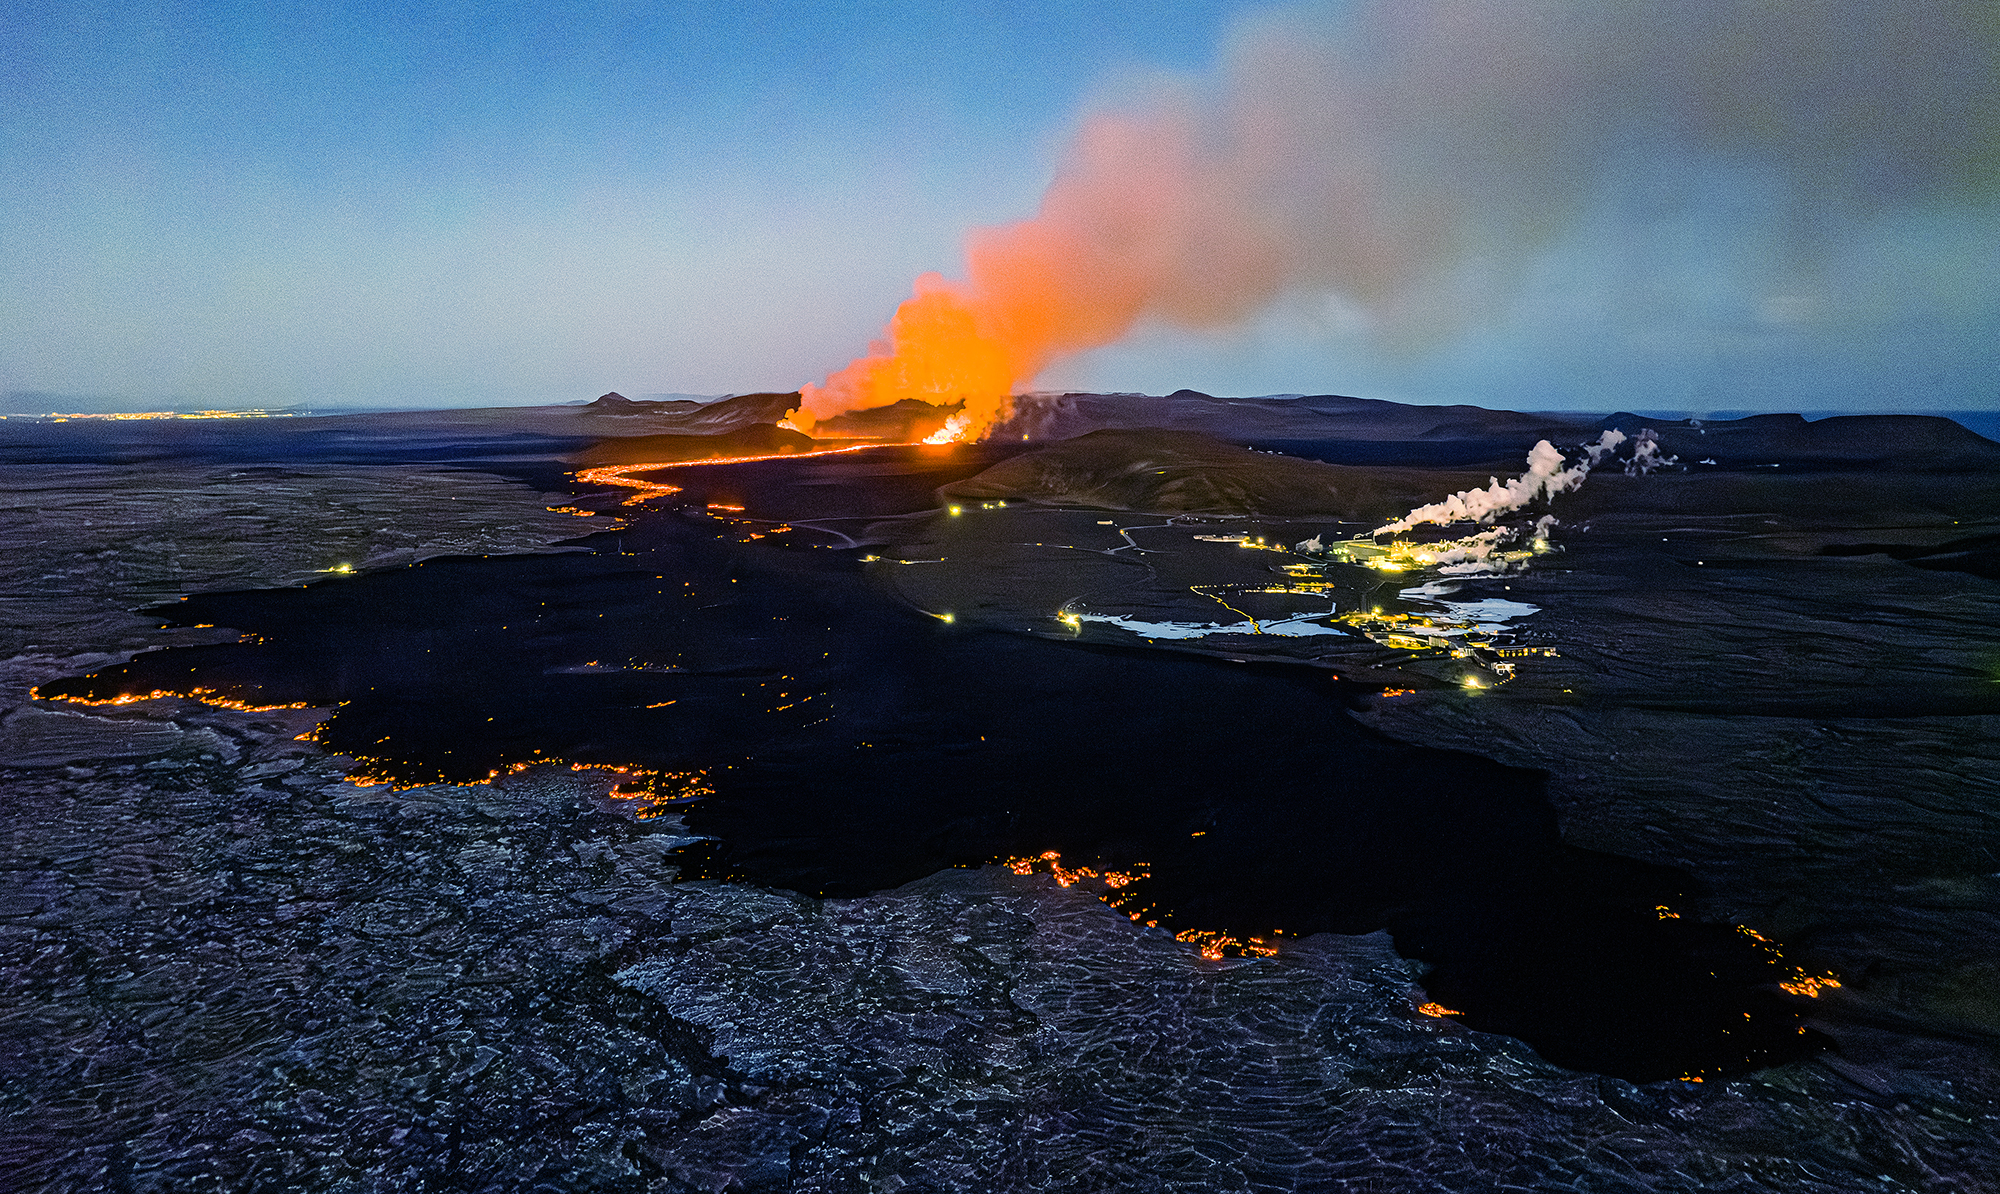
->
[{"left": 3, "top": 0, "right": 1997, "bottom": 413}]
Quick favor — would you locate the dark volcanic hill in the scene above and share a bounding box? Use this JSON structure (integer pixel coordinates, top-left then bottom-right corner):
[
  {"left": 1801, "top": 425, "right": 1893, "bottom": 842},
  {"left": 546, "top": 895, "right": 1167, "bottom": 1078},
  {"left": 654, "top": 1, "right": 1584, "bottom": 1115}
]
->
[
  {"left": 1597, "top": 411, "right": 2000, "bottom": 471},
  {"left": 938, "top": 428, "right": 1486, "bottom": 519}
]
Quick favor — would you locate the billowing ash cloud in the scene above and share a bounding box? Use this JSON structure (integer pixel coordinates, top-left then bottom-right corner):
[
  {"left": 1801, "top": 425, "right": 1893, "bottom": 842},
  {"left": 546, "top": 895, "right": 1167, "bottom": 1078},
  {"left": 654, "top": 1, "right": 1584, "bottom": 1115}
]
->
[
  {"left": 1044, "top": 0, "right": 1999, "bottom": 343},
  {"left": 800, "top": 0, "right": 1998, "bottom": 436},
  {"left": 798, "top": 0, "right": 1997, "bottom": 437}
]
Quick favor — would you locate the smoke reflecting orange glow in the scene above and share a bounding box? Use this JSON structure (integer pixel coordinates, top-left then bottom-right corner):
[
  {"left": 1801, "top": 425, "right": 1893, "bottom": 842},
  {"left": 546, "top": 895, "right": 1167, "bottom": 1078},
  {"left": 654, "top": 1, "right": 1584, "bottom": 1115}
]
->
[
  {"left": 792, "top": 274, "right": 1018, "bottom": 440},
  {"left": 793, "top": 108, "right": 1281, "bottom": 442}
]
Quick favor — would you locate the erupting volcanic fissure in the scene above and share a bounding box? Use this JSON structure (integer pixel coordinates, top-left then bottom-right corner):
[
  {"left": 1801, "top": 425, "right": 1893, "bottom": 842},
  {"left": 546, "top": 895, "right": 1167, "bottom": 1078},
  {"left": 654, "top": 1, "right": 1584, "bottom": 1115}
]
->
[
  {"left": 790, "top": 0, "right": 1999, "bottom": 445},
  {"left": 790, "top": 110, "right": 1282, "bottom": 442}
]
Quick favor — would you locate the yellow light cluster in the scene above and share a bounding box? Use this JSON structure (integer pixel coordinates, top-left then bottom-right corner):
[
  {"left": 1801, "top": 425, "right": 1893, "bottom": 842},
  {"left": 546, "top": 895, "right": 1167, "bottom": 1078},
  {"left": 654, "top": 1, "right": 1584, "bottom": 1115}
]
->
[
  {"left": 1318, "top": 605, "right": 1558, "bottom": 687},
  {"left": 1191, "top": 533, "right": 1288, "bottom": 552},
  {"left": 1314, "top": 534, "right": 1541, "bottom": 575}
]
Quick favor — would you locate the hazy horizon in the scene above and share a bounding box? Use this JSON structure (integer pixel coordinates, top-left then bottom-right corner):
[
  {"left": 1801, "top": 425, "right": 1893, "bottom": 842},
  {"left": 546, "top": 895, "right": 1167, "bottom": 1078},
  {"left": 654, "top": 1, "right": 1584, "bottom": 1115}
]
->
[{"left": 9, "top": 387, "right": 2000, "bottom": 444}]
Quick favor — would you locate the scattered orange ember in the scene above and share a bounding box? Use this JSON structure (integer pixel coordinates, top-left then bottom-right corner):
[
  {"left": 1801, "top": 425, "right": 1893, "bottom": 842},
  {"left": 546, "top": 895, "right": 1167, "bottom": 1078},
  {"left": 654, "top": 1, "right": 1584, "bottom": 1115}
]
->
[
  {"left": 1778, "top": 973, "right": 1843, "bottom": 998},
  {"left": 330, "top": 753, "right": 714, "bottom": 808},
  {"left": 563, "top": 764, "right": 715, "bottom": 818},
  {"left": 1174, "top": 929, "right": 1281, "bottom": 961},
  {"left": 1416, "top": 1002, "right": 1464, "bottom": 1018},
  {"left": 1003, "top": 851, "right": 1288, "bottom": 960},
  {"left": 1716, "top": 921, "right": 1843, "bottom": 998},
  {"left": 1004, "top": 849, "right": 1144, "bottom": 890},
  {"left": 36, "top": 686, "right": 313, "bottom": 713},
  {"left": 1003, "top": 850, "right": 1160, "bottom": 923}
]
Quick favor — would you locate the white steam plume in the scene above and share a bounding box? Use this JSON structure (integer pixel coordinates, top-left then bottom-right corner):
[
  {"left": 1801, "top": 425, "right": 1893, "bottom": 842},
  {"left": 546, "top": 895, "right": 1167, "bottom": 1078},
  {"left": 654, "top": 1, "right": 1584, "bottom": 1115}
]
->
[
  {"left": 1298, "top": 431, "right": 1646, "bottom": 576},
  {"left": 1374, "top": 431, "right": 1626, "bottom": 536}
]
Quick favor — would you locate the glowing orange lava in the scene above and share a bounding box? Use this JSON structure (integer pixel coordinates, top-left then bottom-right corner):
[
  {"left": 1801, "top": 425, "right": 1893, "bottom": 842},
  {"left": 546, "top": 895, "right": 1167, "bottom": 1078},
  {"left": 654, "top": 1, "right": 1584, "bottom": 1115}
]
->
[
  {"left": 36, "top": 687, "right": 313, "bottom": 713},
  {"left": 575, "top": 445, "right": 899, "bottom": 504},
  {"left": 1727, "top": 922, "right": 1843, "bottom": 999},
  {"left": 573, "top": 464, "right": 685, "bottom": 506},
  {"left": 1002, "top": 850, "right": 1287, "bottom": 958},
  {"left": 1174, "top": 929, "right": 1282, "bottom": 961},
  {"left": 1005, "top": 850, "right": 1144, "bottom": 892},
  {"left": 1778, "top": 973, "right": 1843, "bottom": 998}
]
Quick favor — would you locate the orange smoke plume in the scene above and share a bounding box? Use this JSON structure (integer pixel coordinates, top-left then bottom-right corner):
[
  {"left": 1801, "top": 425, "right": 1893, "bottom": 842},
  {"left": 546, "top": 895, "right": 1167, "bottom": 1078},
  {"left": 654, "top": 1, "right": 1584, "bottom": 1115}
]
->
[
  {"left": 789, "top": 272, "right": 1016, "bottom": 441},
  {"left": 790, "top": 108, "right": 1285, "bottom": 442},
  {"left": 793, "top": 0, "right": 2000, "bottom": 443}
]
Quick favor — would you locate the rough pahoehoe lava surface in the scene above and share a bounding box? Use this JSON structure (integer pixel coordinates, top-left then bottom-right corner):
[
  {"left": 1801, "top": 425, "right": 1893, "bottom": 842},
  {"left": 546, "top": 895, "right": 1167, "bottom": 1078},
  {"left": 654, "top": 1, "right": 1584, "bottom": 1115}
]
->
[{"left": 3, "top": 392, "right": 1997, "bottom": 1192}]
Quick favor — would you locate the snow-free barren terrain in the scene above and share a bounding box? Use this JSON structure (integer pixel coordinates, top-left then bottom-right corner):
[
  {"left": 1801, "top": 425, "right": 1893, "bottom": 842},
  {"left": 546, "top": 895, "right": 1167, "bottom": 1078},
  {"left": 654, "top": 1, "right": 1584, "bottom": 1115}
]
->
[{"left": 4, "top": 391, "right": 1998, "bottom": 1192}]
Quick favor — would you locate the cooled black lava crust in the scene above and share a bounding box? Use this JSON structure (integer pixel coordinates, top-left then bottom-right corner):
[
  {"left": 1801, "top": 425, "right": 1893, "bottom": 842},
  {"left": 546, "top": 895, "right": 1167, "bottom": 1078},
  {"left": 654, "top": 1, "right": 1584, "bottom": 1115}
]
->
[{"left": 42, "top": 468, "right": 1828, "bottom": 1083}]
